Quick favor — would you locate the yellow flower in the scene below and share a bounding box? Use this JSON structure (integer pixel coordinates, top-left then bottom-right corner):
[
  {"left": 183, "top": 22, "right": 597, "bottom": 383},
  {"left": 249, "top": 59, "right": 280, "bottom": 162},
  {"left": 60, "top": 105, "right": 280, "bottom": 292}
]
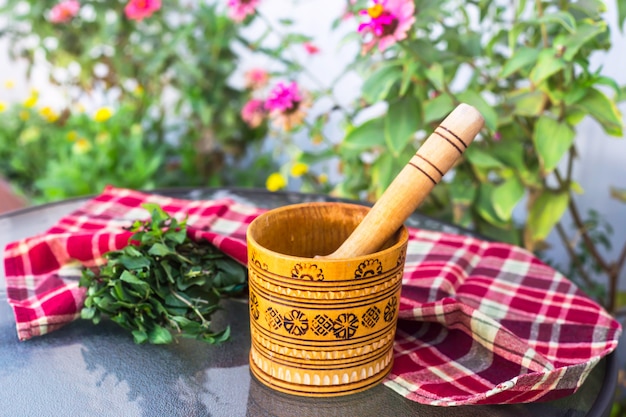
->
[
  {"left": 266, "top": 172, "right": 287, "bottom": 192},
  {"left": 93, "top": 107, "right": 113, "bottom": 122},
  {"left": 73, "top": 138, "right": 92, "bottom": 154},
  {"left": 4, "top": 80, "right": 15, "bottom": 89},
  {"left": 19, "top": 110, "right": 30, "bottom": 121},
  {"left": 318, "top": 173, "right": 328, "bottom": 184},
  {"left": 66, "top": 131, "right": 79, "bottom": 142},
  {"left": 23, "top": 95, "right": 38, "bottom": 109},
  {"left": 39, "top": 106, "right": 59, "bottom": 123},
  {"left": 0, "top": 101, "right": 6, "bottom": 113},
  {"left": 290, "top": 162, "right": 309, "bottom": 177}
]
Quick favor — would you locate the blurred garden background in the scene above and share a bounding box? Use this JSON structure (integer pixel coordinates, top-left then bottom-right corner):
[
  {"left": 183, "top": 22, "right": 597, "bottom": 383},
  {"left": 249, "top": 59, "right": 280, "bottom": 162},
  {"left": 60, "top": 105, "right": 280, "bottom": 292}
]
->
[{"left": 1, "top": 0, "right": 626, "bottom": 412}]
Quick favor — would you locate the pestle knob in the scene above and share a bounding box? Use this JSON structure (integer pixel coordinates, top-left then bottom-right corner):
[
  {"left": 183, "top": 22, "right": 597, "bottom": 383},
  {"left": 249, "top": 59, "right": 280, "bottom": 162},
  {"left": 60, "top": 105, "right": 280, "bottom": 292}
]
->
[{"left": 324, "top": 103, "right": 485, "bottom": 259}]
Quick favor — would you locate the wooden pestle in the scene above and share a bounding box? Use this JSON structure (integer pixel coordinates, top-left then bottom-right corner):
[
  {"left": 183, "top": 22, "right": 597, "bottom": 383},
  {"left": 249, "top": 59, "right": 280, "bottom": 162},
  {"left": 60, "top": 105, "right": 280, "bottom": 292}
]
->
[{"left": 324, "top": 103, "right": 485, "bottom": 259}]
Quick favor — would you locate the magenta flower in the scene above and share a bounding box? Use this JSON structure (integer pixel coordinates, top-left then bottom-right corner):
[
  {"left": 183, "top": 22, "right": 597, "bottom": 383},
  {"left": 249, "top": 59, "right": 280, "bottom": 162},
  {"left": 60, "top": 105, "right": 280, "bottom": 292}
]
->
[
  {"left": 265, "top": 82, "right": 302, "bottom": 113},
  {"left": 357, "top": 0, "right": 415, "bottom": 52},
  {"left": 124, "top": 0, "right": 161, "bottom": 21},
  {"left": 227, "top": 0, "right": 260, "bottom": 23},
  {"left": 265, "top": 81, "right": 309, "bottom": 131},
  {"left": 49, "top": 0, "right": 80, "bottom": 24},
  {"left": 244, "top": 68, "right": 269, "bottom": 90},
  {"left": 303, "top": 42, "right": 320, "bottom": 55},
  {"left": 241, "top": 99, "right": 266, "bottom": 128}
]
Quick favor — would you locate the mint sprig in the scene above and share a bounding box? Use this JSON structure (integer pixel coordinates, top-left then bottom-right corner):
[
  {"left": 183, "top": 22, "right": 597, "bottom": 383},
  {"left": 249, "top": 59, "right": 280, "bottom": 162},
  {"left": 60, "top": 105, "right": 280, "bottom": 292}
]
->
[{"left": 79, "top": 203, "right": 247, "bottom": 344}]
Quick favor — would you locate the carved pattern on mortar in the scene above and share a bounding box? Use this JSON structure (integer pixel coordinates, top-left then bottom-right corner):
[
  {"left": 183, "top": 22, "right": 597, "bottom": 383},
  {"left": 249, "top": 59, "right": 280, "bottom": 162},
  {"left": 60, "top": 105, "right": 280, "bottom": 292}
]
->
[
  {"left": 248, "top": 270, "right": 403, "bottom": 300},
  {"left": 250, "top": 347, "right": 394, "bottom": 387},
  {"left": 251, "top": 330, "right": 395, "bottom": 361},
  {"left": 250, "top": 291, "right": 399, "bottom": 340},
  {"left": 291, "top": 263, "right": 325, "bottom": 281},
  {"left": 250, "top": 251, "right": 268, "bottom": 271},
  {"left": 354, "top": 259, "right": 383, "bottom": 278}
]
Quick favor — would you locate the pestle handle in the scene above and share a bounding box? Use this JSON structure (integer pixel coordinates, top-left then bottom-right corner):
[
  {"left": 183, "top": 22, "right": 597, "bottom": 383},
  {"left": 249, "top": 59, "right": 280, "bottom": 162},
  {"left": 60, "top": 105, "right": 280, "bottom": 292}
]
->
[{"left": 325, "top": 103, "right": 485, "bottom": 259}]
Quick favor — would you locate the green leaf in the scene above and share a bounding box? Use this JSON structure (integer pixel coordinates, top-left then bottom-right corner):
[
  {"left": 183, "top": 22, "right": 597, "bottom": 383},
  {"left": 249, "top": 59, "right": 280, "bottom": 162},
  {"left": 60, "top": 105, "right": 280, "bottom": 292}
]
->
[
  {"left": 119, "top": 254, "right": 151, "bottom": 270},
  {"left": 465, "top": 146, "right": 504, "bottom": 169},
  {"left": 491, "top": 141, "right": 526, "bottom": 171},
  {"left": 476, "top": 183, "right": 508, "bottom": 227},
  {"left": 113, "top": 281, "right": 130, "bottom": 301},
  {"left": 384, "top": 96, "right": 421, "bottom": 156},
  {"left": 120, "top": 270, "right": 150, "bottom": 296},
  {"left": 371, "top": 152, "right": 397, "bottom": 199},
  {"left": 537, "top": 11, "right": 577, "bottom": 33},
  {"left": 400, "top": 59, "right": 418, "bottom": 96},
  {"left": 425, "top": 63, "right": 445, "bottom": 92},
  {"left": 527, "top": 191, "right": 570, "bottom": 241},
  {"left": 500, "top": 47, "right": 540, "bottom": 78},
  {"left": 529, "top": 48, "right": 566, "bottom": 85},
  {"left": 573, "top": 88, "right": 623, "bottom": 136},
  {"left": 81, "top": 307, "right": 96, "bottom": 320},
  {"left": 342, "top": 117, "right": 386, "bottom": 151},
  {"left": 165, "top": 227, "right": 187, "bottom": 245},
  {"left": 533, "top": 116, "right": 575, "bottom": 173},
  {"left": 362, "top": 64, "right": 402, "bottom": 103},
  {"left": 619, "top": 0, "right": 626, "bottom": 32},
  {"left": 554, "top": 21, "right": 607, "bottom": 61},
  {"left": 148, "top": 325, "right": 173, "bottom": 344},
  {"left": 142, "top": 203, "right": 169, "bottom": 224},
  {"left": 571, "top": 181, "right": 584, "bottom": 194},
  {"left": 148, "top": 243, "right": 174, "bottom": 257},
  {"left": 508, "top": 22, "right": 527, "bottom": 52},
  {"left": 513, "top": 90, "right": 547, "bottom": 117},
  {"left": 456, "top": 91, "right": 497, "bottom": 132},
  {"left": 610, "top": 187, "right": 626, "bottom": 203},
  {"left": 491, "top": 177, "right": 525, "bottom": 221},
  {"left": 132, "top": 330, "right": 148, "bottom": 344},
  {"left": 423, "top": 94, "right": 455, "bottom": 124}
]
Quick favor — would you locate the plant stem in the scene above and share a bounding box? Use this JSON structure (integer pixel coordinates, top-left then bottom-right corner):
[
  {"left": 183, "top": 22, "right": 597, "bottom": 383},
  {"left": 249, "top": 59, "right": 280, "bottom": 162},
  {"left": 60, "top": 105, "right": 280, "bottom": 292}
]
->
[
  {"left": 535, "top": 0, "right": 549, "bottom": 48},
  {"left": 169, "top": 288, "right": 209, "bottom": 326}
]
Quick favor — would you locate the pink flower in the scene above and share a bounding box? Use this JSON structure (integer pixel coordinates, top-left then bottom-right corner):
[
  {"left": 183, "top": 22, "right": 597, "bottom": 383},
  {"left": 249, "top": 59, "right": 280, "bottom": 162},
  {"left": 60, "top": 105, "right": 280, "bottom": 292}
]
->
[
  {"left": 49, "top": 0, "right": 80, "bottom": 24},
  {"left": 244, "top": 68, "right": 269, "bottom": 90},
  {"left": 241, "top": 99, "right": 266, "bottom": 128},
  {"left": 227, "top": 0, "right": 260, "bottom": 22},
  {"left": 265, "top": 82, "right": 302, "bottom": 113},
  {"left": 357, "top": 0, "right": 415, "bottom": 52},
  {"left": 265, "top": 81, "right": 309, "bottom": 131},
  {"left": 124, "top": 0, "right": 161, "bottom": 21},
  {"left": 303, "top": 42, "right": 320, "bottom": 55}
]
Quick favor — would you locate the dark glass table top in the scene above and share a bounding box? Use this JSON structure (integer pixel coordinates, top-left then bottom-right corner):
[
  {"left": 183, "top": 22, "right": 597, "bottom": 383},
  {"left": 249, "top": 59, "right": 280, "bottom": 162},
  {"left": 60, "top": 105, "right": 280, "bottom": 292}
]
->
[{"left": 0, "top": 187, "right": 618, "bottom": 417}]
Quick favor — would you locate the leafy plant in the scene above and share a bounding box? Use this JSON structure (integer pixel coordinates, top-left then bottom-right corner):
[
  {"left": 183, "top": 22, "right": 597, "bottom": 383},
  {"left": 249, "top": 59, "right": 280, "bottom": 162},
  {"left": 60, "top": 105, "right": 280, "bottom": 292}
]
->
[
  {"left": 0, "top": 0, "right": 273, "bottom": 199},
  {"left": 79, "top": 203, "right": 247, "bottom": 344},
  {"left": 238, "top": 0, "right": 626, "bottom": 312}
]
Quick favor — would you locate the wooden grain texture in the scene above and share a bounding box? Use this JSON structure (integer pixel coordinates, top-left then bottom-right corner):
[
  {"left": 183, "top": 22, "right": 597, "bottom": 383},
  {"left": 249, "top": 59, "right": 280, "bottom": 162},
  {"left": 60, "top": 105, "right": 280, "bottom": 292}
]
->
[{"left": 325, "top": 103, "right": 485, "bottom": 259}]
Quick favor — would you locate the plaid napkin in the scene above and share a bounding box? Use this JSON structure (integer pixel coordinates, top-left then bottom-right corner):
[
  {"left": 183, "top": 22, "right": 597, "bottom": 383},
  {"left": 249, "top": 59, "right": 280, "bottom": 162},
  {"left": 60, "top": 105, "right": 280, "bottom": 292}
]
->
[{"left": 2, "top": 186, "right": 621, "bottom": 406}]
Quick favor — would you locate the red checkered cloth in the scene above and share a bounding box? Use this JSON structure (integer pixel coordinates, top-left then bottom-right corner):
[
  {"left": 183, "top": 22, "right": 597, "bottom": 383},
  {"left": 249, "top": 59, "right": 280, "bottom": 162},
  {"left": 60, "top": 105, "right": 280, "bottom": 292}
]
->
[{"left": 2, "top": 186, "right": 621, "bottom": 406}]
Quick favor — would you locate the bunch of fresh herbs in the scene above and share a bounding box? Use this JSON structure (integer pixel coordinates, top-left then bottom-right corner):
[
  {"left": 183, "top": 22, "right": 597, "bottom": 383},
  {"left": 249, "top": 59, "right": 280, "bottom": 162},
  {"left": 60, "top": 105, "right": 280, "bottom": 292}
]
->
[{"left": 79, "top": 203, "right": 247, "bottom": 345}]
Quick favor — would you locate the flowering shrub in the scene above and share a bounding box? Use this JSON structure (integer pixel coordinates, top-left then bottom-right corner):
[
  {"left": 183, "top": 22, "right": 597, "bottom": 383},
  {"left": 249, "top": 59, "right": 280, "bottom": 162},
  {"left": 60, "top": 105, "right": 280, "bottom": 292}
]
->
[
  {"left": 220, "top": 0, "right": 626, "bottom": 313},
  {"left": 0, "top": 86, "right": 164, "bottom": 203},
  {"left": 0, "top": 0, "right": 274, "bottom": 202}
]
